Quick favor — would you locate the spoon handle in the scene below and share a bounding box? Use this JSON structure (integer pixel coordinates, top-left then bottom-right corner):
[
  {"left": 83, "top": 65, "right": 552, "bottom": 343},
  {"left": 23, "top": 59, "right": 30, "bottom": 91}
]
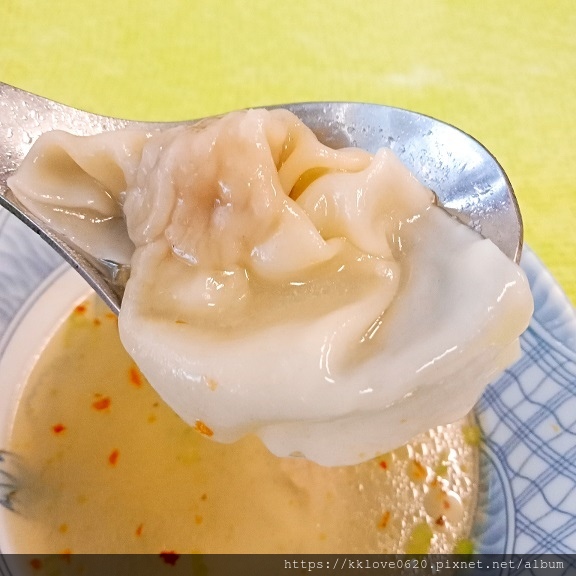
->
[{"left": 0, "top": 187, "right": 126, "bottom": 314}]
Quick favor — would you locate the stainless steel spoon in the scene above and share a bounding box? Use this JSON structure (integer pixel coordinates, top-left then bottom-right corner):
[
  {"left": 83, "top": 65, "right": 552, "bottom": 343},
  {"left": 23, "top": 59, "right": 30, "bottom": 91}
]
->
[{"left": 0, "top": 82, "right": 522, "bottom": 315}]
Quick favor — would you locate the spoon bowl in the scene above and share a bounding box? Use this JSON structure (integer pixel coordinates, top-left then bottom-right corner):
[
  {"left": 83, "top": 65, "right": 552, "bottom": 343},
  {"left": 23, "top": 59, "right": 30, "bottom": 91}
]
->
[{"left": 0, "top": 82, "right": 523, "bottom": 315}]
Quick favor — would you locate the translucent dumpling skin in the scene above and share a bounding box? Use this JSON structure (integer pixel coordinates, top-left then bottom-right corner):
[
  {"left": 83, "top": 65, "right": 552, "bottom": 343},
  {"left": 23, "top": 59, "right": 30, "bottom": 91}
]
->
[{"left": 8, "top": 109, "right": 534, "bottom": 465}]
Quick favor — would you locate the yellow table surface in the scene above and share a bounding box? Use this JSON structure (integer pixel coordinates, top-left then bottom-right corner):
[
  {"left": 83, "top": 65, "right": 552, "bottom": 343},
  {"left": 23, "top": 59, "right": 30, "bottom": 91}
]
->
[{"left": 2, "top": 1, "right": 575, "bottom": 304}]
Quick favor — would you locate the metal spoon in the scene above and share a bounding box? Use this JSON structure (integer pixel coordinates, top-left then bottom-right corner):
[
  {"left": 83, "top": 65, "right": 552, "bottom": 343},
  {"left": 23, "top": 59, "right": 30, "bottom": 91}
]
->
[{"left": 0, "top": 82, "right": 522, "bottom": 315}]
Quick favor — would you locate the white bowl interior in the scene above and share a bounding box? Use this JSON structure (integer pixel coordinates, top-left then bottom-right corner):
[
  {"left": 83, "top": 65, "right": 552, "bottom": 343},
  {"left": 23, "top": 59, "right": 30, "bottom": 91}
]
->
[{"left": 0, "top": 267, "right": 92, "bottom": 552}]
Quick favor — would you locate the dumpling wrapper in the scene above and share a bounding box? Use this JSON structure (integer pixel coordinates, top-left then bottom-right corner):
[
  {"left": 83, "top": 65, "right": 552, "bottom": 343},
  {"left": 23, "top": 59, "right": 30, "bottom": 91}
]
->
[{"left": 8, "top": 109, "right": 534, "bottom": 466}]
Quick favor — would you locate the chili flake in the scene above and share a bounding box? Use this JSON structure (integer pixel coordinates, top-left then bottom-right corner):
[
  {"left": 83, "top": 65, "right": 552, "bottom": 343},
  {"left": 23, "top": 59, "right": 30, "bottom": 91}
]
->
[
  {"left": 135, "top": 523, "right": 144, "bottom": 537},
  {"left": 74, "top": 304, "right": 87, "bottom": 315},
  {"left": 378, "top": 510, "right": 391, "bottom": 529},
  {"left": 407, "top": 459, "right": 427, "bottom": 483},
  {"left": 108, "top": 449, "right": 120, "bottom": 466},
  {"left": 377, "top": 453, "right": 392, "bottom": 470},
  {"left": 194, "top": 420, "right": 214, "bottom": 437},
  {"left": 92, "top": 396, "right": 111, "bottom": 411},
  {"left": 159, "top": 551, "right": 180, "bottom": 565},
  {"left": 129, "top": 366, "right": 142, "bottom": 388},
  {"left": 52, "top": 423, "right": 66, "bottom": 435}
]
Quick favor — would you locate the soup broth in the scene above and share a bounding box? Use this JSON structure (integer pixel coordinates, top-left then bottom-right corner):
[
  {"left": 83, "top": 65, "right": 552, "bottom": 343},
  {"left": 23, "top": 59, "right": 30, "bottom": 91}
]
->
[{"left": 3, "top": 297, "right": 478, "bottom": 554}]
